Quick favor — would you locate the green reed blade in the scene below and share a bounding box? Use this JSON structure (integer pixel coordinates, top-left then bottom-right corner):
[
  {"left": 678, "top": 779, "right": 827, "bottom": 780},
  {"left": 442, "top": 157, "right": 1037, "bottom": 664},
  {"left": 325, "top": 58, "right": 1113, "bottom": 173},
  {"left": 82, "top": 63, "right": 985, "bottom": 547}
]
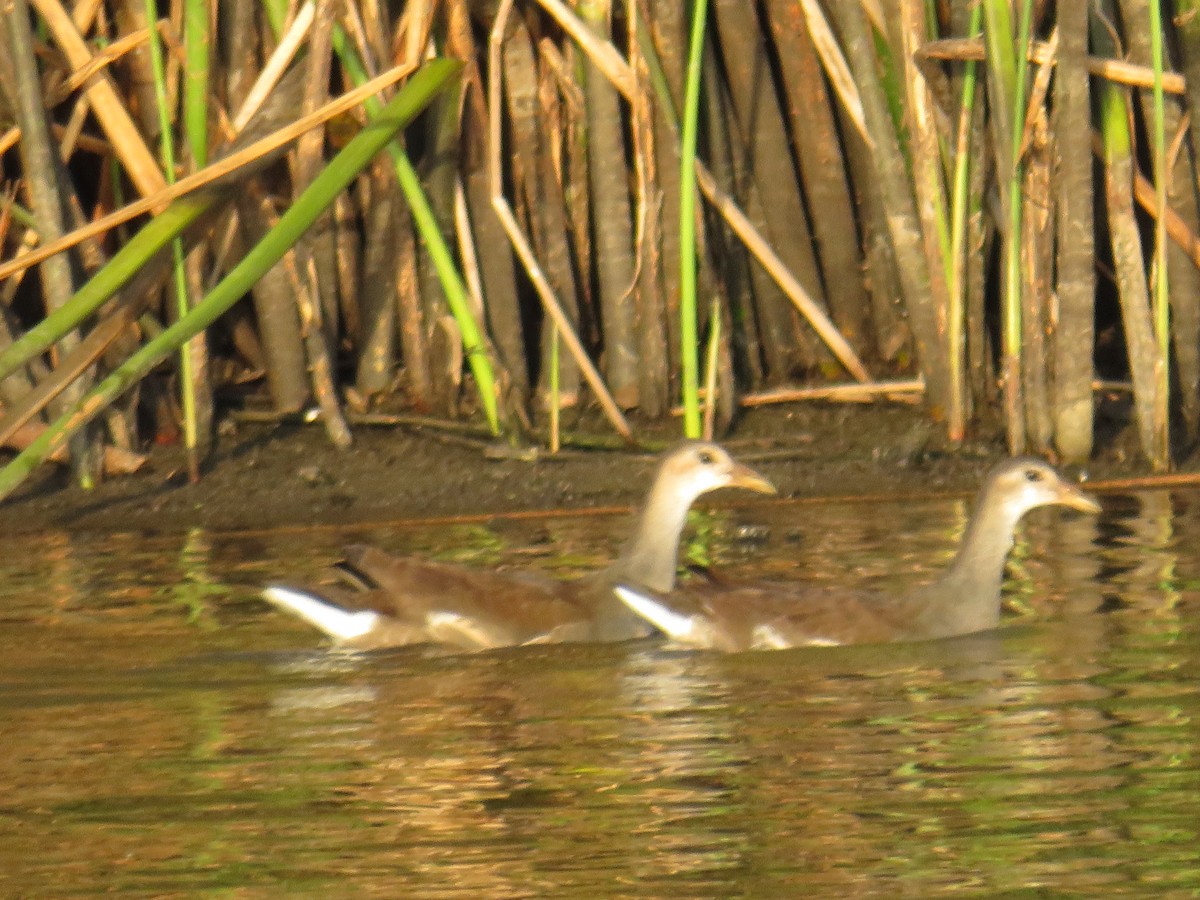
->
[{"left": 679, "top": 0, "right": 708, "bottom": 439}]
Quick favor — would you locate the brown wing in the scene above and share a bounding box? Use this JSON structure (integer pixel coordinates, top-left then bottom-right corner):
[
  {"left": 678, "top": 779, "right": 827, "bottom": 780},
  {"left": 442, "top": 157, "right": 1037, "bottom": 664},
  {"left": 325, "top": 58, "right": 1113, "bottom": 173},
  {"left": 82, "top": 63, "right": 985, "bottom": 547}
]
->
[
  {"left": 340, "top": 544, "right": 594, "bottom": 648},
  {"left": 667, "top": 581, "right": 936, "bottom": 649}
]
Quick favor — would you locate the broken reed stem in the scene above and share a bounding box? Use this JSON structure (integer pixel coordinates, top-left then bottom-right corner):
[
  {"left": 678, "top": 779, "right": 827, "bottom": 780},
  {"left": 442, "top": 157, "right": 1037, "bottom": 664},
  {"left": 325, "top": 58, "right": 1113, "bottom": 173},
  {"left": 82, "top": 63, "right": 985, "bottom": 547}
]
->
[
  {"left": 1100, "top": 83, "right": 1163, "bottom": 467},
  {"left": 182, "top": 0, "right": 213, "bottom": 469},
  {"left": 900, "top": 0, "right": 952, "bottom": 428},
  {"left": 4, "top": 0, "right": 97, "bottom": 487},
  {"left": 490, "top": 153, "right": 631, "bottom": 439},
  {"left": 1053, "top": 0, "right": 1095, "bottom": 464}
]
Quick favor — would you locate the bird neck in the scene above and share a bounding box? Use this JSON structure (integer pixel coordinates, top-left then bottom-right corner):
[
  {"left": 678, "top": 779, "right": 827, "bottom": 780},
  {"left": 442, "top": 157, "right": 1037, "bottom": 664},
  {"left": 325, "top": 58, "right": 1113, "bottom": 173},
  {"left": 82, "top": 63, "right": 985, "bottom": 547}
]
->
[
  {"left": 608, "top": 478, "right": 695, "bottom": 593},
  {"left": 914, "top": 491, "right": 1023, "bottom": 636}
]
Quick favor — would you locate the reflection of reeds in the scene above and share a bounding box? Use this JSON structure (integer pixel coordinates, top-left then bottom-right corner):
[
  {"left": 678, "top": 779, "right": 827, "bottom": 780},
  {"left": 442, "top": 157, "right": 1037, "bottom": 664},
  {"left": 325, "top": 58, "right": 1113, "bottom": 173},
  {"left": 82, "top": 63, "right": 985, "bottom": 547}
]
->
[{"left": 2, "top": 2, "right": 1199, "bottom": 495}]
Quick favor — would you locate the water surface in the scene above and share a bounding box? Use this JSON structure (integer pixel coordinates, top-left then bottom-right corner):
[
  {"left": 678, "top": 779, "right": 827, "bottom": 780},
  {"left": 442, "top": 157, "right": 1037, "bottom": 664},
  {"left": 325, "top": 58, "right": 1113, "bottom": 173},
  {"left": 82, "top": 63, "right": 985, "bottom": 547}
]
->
[{"left": 1, "top": 489, "right": 1197, "bottom": 896}]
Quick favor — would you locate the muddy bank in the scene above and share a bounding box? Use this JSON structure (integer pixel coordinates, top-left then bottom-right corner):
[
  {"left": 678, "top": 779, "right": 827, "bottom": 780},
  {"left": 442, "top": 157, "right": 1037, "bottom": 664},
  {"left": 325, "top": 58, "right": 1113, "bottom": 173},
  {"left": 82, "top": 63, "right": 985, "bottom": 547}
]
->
[{"left": 0, "top": 402, "right": 1187, "bottom": 535}]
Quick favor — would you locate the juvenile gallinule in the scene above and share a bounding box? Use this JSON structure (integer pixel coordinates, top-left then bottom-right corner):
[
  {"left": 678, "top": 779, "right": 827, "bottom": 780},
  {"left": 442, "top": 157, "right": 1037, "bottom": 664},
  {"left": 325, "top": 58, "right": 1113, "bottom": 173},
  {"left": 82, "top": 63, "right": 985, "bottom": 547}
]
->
[
  {"left": 263, "top": 442, "right": 776, "bottom": 651},
  {"left": 613, "top": 457, "right": 1101, "bottom": 651}
]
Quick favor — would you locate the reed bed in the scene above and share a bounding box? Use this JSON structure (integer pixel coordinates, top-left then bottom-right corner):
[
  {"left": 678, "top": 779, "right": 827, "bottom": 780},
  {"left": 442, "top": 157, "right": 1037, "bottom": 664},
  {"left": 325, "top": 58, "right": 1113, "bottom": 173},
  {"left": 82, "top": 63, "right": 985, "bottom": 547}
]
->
[{"left": 0, "top": 0, "right": 1196, "bottom": 499}]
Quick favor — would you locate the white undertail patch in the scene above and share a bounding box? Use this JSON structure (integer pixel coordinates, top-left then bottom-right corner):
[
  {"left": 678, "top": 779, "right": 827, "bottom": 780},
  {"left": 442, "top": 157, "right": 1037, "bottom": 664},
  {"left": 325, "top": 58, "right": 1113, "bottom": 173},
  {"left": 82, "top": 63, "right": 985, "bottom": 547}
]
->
[
  {"left": 613, "top": 585, "right": 696, "bottom": 641},
  {"left": 262, "top": 586, "right": 380, "bottom": 641}
]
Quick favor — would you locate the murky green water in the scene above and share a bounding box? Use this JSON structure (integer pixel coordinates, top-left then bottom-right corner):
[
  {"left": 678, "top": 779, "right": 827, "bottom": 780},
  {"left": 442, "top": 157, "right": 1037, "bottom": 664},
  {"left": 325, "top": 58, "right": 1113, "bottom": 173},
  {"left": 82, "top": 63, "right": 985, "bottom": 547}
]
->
[{"left": 1, "top": 489, "right": 1198, "bottom": 896}]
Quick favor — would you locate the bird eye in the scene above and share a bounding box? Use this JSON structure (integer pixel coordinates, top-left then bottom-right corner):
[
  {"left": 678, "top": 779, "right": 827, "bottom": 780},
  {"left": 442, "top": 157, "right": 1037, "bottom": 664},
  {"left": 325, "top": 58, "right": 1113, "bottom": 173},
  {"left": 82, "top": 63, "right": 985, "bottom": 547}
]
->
[
  {"left": 1024, "top": 468, "right": 1044, "bottom": 482},
  {"left": 698, "top": 450, "right": 715, "bottom": 465}
]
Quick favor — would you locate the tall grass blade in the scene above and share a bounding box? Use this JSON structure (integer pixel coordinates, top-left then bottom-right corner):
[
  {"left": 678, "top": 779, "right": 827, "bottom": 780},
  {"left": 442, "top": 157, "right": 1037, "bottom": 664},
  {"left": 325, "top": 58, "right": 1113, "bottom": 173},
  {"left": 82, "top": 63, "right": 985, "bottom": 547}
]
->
[
  {"left": 678, "top": 0, "right": 707, "bottom": 438},
  {"left": 143, "top": 0, "right": 201, "bottom": 479},
  {"left": 947, "top": 4, "right": 982, "bottom": 442}
]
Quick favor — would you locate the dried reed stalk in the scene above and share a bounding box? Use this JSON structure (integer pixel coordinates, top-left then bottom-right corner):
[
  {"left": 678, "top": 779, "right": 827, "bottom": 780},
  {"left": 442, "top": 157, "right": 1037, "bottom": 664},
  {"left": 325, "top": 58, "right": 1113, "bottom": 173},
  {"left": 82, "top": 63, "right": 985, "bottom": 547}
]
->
[
  {"left": 1053, "top": 0, "right": 1095, "bottom": 463},
  {"left": 579, "top": 0, "right": 641, "bottom": 408}
]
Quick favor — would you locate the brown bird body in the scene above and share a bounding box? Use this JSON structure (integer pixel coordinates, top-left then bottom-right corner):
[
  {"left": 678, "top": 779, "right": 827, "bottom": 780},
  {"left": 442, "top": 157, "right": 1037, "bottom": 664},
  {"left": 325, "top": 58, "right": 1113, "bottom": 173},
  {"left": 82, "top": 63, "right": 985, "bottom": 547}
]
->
[
  {"left": 614, "top": 458, "right": 1101, "bottom": 651},
  {"left": 264, "top": 442, "right": 775, "bottom": 651}
]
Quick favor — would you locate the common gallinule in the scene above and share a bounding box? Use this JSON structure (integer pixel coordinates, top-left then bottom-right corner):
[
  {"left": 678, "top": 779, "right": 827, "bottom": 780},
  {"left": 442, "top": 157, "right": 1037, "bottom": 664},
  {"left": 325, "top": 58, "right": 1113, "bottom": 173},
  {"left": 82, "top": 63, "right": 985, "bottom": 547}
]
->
[
  {"left": 613, "top": 457, "right": 1100, "bottom": 650},
  {"left": 263, "top": 442, "right": 776, "bottom": 651}
]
